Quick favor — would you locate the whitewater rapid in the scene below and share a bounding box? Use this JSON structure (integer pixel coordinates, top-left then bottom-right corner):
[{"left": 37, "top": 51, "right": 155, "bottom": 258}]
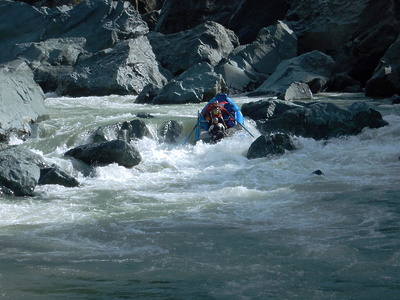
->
[{"left": 1, "top": 94, "right": 399, "bottom": 299}]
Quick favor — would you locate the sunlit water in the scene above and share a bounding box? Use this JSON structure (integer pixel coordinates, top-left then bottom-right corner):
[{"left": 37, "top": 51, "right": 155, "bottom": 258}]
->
[{"left": 1, "top": 94, "right": 399, "bottom": 299}]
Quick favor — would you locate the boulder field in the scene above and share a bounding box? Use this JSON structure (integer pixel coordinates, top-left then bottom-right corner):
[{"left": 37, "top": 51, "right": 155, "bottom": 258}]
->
[{"left": 1, "top": 0, "right": 399, "bottom": 195}]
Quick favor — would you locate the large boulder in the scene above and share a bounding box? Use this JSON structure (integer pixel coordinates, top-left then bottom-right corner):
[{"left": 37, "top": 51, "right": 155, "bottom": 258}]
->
[
  {"left": 0, "top": 146, "right": 45, "bottom": 196},
  {"left": 152, "top": 62, "right": 228, "bottom": 104},
  {"left": 255, "top": 101, "right": 388, "bottom": 140},
  {"left": 43, "top": 0, "right": 149, "bottom": 53},
  {"left": 0, "top": 145, "right": 80, "bottom": 196},
  {"left": 147, "top": 21, "right": 239, "bottom": 76},
  {"left": 285, "top": 0, "right": 399, "bottom": 85},
  {"left": 216, "top": 21, "right": 298, "bottom": 93},
  {"left": 247, "top": 50, "right": 335, "bottom": 99},
  {"left": 64, "top": 140, "right": 142, "bottom": 168},
  {"left": 0, "top": 60, "right": 48, "bottom": 143},
  {"left": 247, "top": 133, "right": 296, "bottom": 159},
  {"left": 56, "top": 37, "right": 169, "bottom": 96},
  {"left": 241, "top": 99, "right": 303, "bottom": 121},
  {"left": 10, "top": 37, "right": 88, "bottom": 93},
  {"left": 365, "top": 36, "right": 400, "bottom": 97},
  {"left": 0, "top": 0, "right": 149, "bottom": 62}
]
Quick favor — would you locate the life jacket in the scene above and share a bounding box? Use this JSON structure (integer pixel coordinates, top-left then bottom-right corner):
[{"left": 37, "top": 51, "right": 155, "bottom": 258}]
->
[{"left": 211, "top": 108, "right": 222, "bottom": 118}]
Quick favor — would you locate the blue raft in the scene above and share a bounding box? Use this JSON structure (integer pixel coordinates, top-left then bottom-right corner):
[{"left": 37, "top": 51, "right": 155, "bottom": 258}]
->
[{"left": 194, "top": 93, "right": 244, "bottom": 142}]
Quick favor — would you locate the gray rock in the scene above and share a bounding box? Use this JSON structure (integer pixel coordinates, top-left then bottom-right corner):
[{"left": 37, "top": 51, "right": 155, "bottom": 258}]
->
[
  {"left": 241, "top": 99, "right": 303, "bottom": 121},
  {"left": 248, "top": 50, "right": 335, "bottom": 99},
  {"left": 39, "top": 165, "right": 80, "bottom": 187},
  {"left": 153, "top": 62, "right": 228, "bottom": 104},
  {"left": 43, "top": 0, "right": 149, "bottom": 53},
  {"left": 0, "top": 146, "right": 45, "bottom": 196},
  {"left": 64, "top": 140, "right": 142, "bottom": 168},
  {"left": 135, "top": 83, "right": 162, "bottom": 104},
  {"left": 283, "top": 82, "right": 313, "bottom": 101},
  {"left": 255, "top": 101, "right": 388, "bottom": 140},
  {"left": 247, "top": 133, "right": 296, "bottom": 159},
  {"left": 10, "top": 38, "right": 88, "bottom": 93},
  {"left": 233, "top": 21, "right": 298, "bottom": 76},
  {"left": 147, "top": 21, "right": 239, "bottom": 76},
  {"left": 0, "top": 60, "right": 48, "bottom": 143},
  {"left": 91, "top": 119, "right": 152, "bottom": 143},
  {"left": 158, "top": 120, "right": 183, "bottom": 143},
  {"left": 216, "top": 21, "right": 298, "bottom": 93},
  {"left": 56, "top": 37, "right": 168, "bottom": 96}
]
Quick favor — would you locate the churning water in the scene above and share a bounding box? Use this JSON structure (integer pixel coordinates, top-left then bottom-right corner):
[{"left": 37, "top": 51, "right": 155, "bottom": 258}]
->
[{"left": 1, "top": 94, "right": 399, "bottom": 299}]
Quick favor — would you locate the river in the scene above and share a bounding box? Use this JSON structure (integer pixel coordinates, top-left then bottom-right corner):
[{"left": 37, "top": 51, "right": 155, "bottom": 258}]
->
[{"left": 1, "top": 93, "right": 399, "bottom": 299}]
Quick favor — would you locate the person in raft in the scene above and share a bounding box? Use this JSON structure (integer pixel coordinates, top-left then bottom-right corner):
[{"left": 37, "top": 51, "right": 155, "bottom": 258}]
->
[
  {"left": 202, "top": 100, "right": 229, "bottom": 128},
  {"left": 208, "top": 117, "right": 226, "bottom": 143}
]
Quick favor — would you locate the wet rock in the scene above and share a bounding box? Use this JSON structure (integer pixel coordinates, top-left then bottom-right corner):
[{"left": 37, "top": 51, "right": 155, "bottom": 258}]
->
[
  {"left": 39, "top": 165, "right": 79, "bottom": 187},
  {"left": 91, "top": 119, "right": 152, "bottom": 144},
  {"left": 247, "top": 133, "right": 296, "bottom": 159},
  {"left": 0, "top": 146, "right": 44, "bottom": 196},
  {"left": 0, "top": 145, "right": 79, "bottom": 195},
  {"left": 241, "top": 99, "right": 302, "bottom": 121},
  {"left": 312, "top": 169, "right": 323, "bottom": 175},
  {"left": 248, "top": 50, "right": 335, "bottom": 99},
  {"left": 158, "top": 120, "right": 183, "bottom": 143},
  {"left": 255, "top": 101, "right": 388, "bottom": 140},
  {"left": 136, "top": 112, "right": 155, "bottom": 119},
  {"left": 64, "top": 140, "right": 142, "bottom": 168}
]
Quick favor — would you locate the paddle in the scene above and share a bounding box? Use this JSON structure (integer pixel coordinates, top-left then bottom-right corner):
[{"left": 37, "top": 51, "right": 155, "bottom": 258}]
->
[
  {"left": 183, "top": 111, "right": 200, "bottom": 145},
  {"left": 228, "top": 112, "right": 255, "bottom": 138}
]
